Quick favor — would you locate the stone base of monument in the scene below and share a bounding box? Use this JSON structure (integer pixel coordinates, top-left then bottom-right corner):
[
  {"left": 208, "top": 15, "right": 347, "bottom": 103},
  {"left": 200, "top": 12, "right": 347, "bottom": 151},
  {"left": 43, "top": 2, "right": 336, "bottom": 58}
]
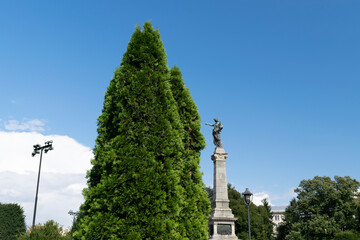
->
[
  {"left": 208, "top": 217, "right": 238, "bottom": 239},
  {"left": 208, "top": 147, "right": 239, "bottom": 240}
]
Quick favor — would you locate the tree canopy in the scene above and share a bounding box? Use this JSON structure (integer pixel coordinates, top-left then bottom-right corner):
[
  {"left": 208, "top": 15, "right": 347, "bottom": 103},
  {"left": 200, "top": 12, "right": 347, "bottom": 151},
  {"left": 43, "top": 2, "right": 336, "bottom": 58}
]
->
[{"left": 277, "top": 176, "right": 360, "bottom": 240}]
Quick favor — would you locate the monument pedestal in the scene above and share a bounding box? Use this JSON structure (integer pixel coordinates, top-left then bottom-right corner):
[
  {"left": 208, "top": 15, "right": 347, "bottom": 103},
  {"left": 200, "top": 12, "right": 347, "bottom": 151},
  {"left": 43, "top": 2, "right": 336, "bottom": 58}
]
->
[{"left": 209, "top": 148, "right": 238, "bottom": 240}]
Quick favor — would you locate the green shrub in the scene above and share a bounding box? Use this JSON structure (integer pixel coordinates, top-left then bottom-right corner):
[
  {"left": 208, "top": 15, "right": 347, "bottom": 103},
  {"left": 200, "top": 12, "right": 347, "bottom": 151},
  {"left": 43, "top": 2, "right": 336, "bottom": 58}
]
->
[{"left": 17, "top": 220, "right": 70, "bottom": 240}]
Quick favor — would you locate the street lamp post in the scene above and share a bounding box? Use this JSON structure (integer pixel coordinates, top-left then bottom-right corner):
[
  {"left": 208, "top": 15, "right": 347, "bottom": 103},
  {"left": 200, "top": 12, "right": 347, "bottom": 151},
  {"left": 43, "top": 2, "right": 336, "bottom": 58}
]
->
[
  {"left": 31, "top": 140, "right": 54, "bottom": 228},
  {"left": 243, "top": 188, "right": 253, "bottom": 240}
]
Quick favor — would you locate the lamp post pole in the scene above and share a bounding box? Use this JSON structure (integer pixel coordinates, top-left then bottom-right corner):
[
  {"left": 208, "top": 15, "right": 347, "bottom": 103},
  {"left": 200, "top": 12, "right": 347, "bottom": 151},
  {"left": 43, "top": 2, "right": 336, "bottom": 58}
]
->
[
  {"left": 247, "top": 203, "right": 251, "bottom": 240},
  {"left": 243, "top": 188, "right": 253, "bottom": 240},
  {"left": 31, "top": 141, "right": 54, "bottom": 228}
]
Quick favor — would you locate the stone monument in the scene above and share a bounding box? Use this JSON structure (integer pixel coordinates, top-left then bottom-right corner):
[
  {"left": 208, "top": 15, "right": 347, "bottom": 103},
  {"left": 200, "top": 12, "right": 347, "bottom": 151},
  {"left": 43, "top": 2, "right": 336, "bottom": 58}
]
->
[{"left": 206, "top": 119, "right": 238, "bottom": 240}]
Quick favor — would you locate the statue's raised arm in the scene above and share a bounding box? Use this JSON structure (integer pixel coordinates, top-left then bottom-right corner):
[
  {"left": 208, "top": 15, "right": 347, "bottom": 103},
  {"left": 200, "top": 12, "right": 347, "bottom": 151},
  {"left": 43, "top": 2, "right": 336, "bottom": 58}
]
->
[{"left": 206, "top": 118, "right": 223, "bottom": 148}]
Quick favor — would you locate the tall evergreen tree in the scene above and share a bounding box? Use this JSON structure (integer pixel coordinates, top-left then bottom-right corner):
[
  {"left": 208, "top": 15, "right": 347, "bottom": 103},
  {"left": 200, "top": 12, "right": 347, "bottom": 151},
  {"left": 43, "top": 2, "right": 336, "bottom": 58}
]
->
[
  {"left": 169, "top": 66, "right": 210, "bottom": 239},
  {"left": 74, "top": 22, "right": 186, "bottom": 239},
  {"left": 74, "top": 22, "right": 210, "bottom": 239},
  {"left": 262, "top": 198, "right": 275, "bottom": 239}
]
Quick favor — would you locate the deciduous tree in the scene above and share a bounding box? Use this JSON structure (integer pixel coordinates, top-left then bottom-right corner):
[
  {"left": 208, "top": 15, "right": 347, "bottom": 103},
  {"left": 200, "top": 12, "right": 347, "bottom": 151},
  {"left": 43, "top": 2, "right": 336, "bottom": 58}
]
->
[
  {"left": 277, "top": 176, "right": 360, "bottom": 239},
  {"left": 17, "top": 220, "right": 70, "bottom": 240}
]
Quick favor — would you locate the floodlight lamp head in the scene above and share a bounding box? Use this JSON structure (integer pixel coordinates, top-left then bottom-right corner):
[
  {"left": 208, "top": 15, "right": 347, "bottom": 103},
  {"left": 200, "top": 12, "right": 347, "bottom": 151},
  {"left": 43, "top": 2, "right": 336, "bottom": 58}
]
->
[
  {"left": 45, "top": 146, "right": 54, "bottom": 154},
  {"left": 32, "top": 146, "right": 40, "bottom": 156},
  {"left": 45, "top": 147, "right": 53, "bottom": 153}
]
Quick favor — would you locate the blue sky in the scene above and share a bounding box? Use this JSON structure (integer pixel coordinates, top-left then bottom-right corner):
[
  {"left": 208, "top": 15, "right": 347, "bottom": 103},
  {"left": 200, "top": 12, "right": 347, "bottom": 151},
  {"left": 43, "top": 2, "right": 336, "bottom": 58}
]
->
[{"left": 1, "top": 1, "right": 359, "bottom": 228}]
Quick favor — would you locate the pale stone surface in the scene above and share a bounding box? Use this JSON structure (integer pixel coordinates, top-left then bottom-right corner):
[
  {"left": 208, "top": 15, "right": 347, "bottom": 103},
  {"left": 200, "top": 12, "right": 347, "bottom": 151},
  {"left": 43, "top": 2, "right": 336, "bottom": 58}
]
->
[{"left": 209, "top": 147, "right": 238, "bottom": 240}]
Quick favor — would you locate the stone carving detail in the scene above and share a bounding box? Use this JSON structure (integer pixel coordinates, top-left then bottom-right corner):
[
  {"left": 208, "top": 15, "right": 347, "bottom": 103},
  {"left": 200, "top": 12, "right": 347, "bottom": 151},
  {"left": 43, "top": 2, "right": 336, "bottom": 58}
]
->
[{"left": 218, "top": 224, "right": 232, "bottom": 235}]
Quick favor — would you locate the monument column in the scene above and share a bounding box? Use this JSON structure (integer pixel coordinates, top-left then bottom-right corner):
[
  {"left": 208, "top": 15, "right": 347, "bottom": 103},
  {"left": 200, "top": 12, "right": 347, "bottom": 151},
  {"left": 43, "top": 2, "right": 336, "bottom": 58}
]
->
[
  {"left": 208, "top": 147, "right": 238, "bottom": 239},
  {"left": 206, "top": 118, "right": 238, "bottom": 240}
]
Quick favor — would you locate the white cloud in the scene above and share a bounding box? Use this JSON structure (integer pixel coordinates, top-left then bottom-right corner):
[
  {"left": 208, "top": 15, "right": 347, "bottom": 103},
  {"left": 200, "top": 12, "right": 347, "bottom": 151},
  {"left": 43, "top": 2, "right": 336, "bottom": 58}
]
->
[
  {"left": 287, "top": 188, "right": 297, "bottom": 198},
  {"left": 0, "top": 131, "right": 93, "bottom": 228},
  {"left": 0, "top": 131, "right": 92, "bottom": 174},
  {"left": 63, "top": 183, "right": 86, "bottom": 195},
  {"left": 252, "top": 191, "right": 271, "bottom": 206},
  {"left": 270, "top": 188, "right": 297, "bottom": 203},
  {"left": 4, "top": 119, "right": 46, "bottom": 132}
]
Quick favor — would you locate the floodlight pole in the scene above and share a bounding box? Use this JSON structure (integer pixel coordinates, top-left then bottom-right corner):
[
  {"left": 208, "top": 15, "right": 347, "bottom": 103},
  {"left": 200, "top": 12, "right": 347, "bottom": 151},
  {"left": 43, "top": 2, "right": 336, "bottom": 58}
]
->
[
  {"left": 31, "top": 141, "right": 53, "bottom": 228},
  {"left": 32, "top": 147, "right": 44, "bottom": 228},
  {"left": 68, "top": 210, "right": 79, "bottom": 225}
]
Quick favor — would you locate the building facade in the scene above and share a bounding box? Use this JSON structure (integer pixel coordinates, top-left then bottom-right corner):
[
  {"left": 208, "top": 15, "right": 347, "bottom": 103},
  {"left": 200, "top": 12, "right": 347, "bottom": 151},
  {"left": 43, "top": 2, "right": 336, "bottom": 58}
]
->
[{"left": 271, "top": 206, "right": 286, "bottom": 234}]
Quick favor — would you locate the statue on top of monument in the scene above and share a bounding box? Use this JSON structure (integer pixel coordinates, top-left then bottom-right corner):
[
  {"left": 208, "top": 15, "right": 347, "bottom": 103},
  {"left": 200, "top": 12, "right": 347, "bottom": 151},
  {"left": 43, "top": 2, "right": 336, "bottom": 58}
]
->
[{"left": 206, "top": 118, "right": 223, "bottom": 148}]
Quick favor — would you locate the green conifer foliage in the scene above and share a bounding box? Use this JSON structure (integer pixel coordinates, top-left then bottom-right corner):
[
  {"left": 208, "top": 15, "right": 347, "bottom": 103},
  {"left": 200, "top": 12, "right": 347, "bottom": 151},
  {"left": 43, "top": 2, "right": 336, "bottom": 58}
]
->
[
  {"left": 74, "top": 22, "right": 192, "bottom": 239},
  {"left": 0, "top": 203, "right": 26, "bottom": 240},
  {"left": 169, "top": 66, "right": 210, "bottom": 239}
]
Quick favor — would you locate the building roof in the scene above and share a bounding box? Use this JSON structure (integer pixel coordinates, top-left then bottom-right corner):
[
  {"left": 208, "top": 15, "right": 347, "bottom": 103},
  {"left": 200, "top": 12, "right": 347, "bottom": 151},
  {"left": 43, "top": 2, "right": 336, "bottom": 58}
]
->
[{"left": 271, "top": 206, "right": 287, "bottom": 212}]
